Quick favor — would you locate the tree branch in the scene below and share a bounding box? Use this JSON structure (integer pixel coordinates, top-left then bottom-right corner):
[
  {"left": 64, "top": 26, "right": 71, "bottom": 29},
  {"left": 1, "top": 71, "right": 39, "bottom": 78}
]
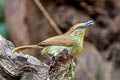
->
[
  {"left": 33, "top": 0, "right": 63, "bottom": 35},
  {"left": 0, "top": 35, "right": 73, "bottom": 80}
]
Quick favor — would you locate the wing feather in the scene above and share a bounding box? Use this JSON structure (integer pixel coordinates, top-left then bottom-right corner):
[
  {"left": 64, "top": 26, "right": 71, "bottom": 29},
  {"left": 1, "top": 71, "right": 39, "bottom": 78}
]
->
[{"left": 38, "top": 36, "right": 73, "bottom": 46}]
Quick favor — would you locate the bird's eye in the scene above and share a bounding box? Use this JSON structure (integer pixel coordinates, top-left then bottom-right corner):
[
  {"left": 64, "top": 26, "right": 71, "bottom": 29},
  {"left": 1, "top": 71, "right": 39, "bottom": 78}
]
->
[{"left": 76, "top": 26, "right": 84, "bottom": 29}]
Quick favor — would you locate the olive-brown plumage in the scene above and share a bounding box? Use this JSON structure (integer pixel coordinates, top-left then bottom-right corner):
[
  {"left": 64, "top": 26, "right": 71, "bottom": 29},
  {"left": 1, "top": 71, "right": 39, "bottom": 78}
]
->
[{"left": 12, "top": 21, "right": 94, "bottom": 56}]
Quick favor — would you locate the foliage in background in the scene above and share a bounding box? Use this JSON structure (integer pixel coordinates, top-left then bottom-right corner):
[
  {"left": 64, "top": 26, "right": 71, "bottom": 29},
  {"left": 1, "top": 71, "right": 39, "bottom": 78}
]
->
[{"left": 0, "top": 0, "right": 9, "bottom": 39}]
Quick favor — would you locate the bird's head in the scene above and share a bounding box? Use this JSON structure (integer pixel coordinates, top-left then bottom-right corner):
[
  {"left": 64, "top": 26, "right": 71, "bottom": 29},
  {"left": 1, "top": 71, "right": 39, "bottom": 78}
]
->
[
  {"left": 66, "top": 20, "right": 94, "bottom": 34},
  {"left": 65, "top": 21, "right": 94, "bottom": 56}
]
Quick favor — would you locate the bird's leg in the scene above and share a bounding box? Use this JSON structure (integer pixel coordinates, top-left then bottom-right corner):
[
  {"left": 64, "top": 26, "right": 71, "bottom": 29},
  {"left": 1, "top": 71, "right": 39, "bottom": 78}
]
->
[
  {"left": 65, "top": 60, "right": 75, "bottom": 79},
  {"left": 12, "top": 45, "right": 43, "bottom": 52},
  {"left": 69, "top": 60, "right": 75, "bottom": 79}
]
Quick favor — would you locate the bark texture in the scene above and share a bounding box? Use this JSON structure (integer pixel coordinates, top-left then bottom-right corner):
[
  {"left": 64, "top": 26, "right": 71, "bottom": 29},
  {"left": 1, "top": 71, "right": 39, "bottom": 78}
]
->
[{"left": 0, "top": 35, "right": 73, "bottom": 80}]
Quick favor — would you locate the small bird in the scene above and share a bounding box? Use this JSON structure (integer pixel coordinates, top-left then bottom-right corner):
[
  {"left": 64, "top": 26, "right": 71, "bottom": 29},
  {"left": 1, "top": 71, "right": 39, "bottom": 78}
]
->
[{"left": 12, "top": 20, "right": 94, "bottom": 57}]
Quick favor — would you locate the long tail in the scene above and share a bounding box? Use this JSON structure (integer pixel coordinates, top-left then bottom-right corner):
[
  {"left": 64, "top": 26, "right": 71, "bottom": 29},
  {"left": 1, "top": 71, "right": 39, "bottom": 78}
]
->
[{"left": 12, "top": 45, "right": 43, "bottom": 52}]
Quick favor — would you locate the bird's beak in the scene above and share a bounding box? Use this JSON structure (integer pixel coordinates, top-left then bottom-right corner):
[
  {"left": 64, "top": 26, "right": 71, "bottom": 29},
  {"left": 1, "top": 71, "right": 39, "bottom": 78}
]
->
[{"left": 83, "top": 20, "right": 94, "bottom": 28}]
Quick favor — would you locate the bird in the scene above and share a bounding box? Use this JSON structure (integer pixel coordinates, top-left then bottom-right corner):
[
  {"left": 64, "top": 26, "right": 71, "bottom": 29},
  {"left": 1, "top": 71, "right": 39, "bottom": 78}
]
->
[{"left": 12, "top": 20, "right": 94, "bottom": 57}]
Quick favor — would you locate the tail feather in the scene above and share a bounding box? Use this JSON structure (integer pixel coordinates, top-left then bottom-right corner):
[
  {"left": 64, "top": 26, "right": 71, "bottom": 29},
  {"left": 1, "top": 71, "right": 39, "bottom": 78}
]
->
[{"left": 12, "top": 45, "right": 43, "bottom": 52}]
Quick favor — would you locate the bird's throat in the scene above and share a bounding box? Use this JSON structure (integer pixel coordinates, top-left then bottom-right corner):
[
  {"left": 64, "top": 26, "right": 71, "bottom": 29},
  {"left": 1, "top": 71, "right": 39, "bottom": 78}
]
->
[
  {"left": 71, "top": 29, "right": 86, "bottom": 45},
  {"left": 70, "top": 29, "right": 86, "bottom": 56}
]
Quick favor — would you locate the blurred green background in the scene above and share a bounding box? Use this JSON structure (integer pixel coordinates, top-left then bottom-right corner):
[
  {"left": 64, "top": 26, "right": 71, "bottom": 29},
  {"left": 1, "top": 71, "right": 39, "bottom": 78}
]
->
[{"left": 0, "top": 0, "right": 9, "bottom": 39}]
